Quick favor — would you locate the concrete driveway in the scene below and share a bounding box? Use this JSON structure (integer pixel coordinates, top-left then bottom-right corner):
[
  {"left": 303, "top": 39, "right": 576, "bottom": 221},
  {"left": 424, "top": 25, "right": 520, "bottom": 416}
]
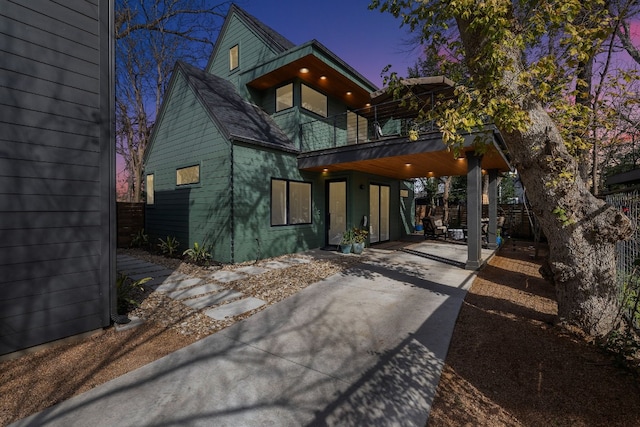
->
[{"left": 13, "top": 241, "right": 493, "bottom": 427}]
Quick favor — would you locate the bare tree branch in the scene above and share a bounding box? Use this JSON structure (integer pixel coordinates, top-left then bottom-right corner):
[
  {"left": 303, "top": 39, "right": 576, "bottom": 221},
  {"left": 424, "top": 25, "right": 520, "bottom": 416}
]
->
[{"left": 115, "top": 0, "right": 230, "bottom": 201}]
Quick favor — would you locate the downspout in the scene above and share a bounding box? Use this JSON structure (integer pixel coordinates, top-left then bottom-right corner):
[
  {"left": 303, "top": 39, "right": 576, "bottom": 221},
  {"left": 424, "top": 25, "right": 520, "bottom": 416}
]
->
[{"left": 230, "top": 141, "right": 235, "bottom": 264}]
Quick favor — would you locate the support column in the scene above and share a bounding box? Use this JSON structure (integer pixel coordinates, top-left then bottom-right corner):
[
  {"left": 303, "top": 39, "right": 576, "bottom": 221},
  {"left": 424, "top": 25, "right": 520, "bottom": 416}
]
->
[
  {"left": 487, "top": 169, "right": 498, "bottom": 249},
  {"left": 466, "top": 152, "right": 483, "bottom": 269}
]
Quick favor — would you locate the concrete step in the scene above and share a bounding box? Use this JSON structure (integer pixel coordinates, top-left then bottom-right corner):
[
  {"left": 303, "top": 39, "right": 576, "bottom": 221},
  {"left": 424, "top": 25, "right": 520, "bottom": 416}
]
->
[
  {"left": 183, "top": 289, "right": 243, "bottom": 310},
  {"left": 204, "top": 297, "right": 266, "bottom": 320}
]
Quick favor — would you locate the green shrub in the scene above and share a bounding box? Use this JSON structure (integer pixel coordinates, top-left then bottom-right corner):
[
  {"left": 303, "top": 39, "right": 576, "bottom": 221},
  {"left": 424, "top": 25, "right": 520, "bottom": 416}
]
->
[
  {"left": 183, "top": 242, "right": 212, "bottom": 265},
  {"left": 116, "top": 273, "right": 151, "bottom": 314},
  {"left": 157, "top": 235, "right": 180, "bottom": 257},
  {"left": 130, "top": 229, "right": 149, "bottom": 249}
]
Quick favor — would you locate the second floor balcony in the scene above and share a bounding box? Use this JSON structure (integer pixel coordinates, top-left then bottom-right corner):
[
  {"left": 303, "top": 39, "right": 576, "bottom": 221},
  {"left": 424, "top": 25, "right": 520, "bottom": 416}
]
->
[{"left": 299, "top": 99, "right": 440, "bottom": 153}]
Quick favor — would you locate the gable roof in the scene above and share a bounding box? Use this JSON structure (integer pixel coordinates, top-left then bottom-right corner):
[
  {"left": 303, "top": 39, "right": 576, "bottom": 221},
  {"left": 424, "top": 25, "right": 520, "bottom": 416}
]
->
[
  {"left": 229, "top": 4, "right": 294, "bottom": 53},
  {"left": 178, "top": 61, "right": 296, "bottom": 152}
]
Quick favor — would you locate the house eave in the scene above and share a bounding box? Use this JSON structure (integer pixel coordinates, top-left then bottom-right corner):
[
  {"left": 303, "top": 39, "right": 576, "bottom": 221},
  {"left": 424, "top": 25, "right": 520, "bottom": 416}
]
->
[
  {"left": 297, "top": 130, "right": 511, "bottom": 180},
  {"left": 243, "top": 41, "right": 377, "bottom": 110}
]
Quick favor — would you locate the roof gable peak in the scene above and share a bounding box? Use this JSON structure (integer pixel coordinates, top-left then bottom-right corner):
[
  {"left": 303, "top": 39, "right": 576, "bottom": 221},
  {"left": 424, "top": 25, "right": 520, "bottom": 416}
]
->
[{"left": 227, "top": 3, "right": 294, "bottom": 53}]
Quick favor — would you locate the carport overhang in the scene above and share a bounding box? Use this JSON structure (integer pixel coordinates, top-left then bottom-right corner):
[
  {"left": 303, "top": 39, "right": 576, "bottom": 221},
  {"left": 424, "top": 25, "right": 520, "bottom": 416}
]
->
[{"left": 298, "top": 127, "right": 512, "bottom": 270}]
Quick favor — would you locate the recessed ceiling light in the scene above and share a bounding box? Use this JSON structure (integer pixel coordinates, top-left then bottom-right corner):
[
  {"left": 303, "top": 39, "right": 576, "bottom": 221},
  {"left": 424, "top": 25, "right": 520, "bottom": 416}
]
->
[
  {"left": 322, "top": 168, "right": 329, "bottom": 172},
  {"left": 346, "top": 91, "right": 352, "bottom": 95},
  {"left": 320, "top": 75, "right": 327, "bottom": 80},
  {"left": 405, "top": 163, "right": 411, "bottom": 166},
  {"left": 300, "top": 67, "right": 310, "bottom": 73},
  {"left": 365, "top": 103, "right": 371, "bottom": 107}
]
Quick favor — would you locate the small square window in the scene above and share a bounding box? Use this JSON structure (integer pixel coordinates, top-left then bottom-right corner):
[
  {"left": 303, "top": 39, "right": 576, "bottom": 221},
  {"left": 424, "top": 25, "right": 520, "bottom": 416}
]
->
[
  {"left": 176, "top": 165, "right": 200, "bottom": 186},
  {"left": 229, "top": 45, "right": 239, "bottom": 70}
]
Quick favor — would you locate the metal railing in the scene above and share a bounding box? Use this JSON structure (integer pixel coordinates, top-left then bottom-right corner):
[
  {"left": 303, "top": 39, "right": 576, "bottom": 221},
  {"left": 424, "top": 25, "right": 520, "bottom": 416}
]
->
[{"left": 298, "top": 99, "right": 437, "bottom": 153}]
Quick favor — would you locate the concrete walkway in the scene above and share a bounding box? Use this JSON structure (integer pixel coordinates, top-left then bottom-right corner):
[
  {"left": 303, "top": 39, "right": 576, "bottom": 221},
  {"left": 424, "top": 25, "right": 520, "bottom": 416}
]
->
[{"left": 13, "top": 241, "right": 494, "bottom": 427}]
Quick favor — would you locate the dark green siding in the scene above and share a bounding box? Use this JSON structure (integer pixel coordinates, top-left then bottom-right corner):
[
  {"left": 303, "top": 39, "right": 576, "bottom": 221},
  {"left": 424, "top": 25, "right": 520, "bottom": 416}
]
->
[
  {"left": 145, "top": 72, "right": 233, "bottom": 263},
  {"left": 232, "top": 144, "right": 323, "bottom": 262},
  {"left": 207, "top": 14, "right": 280, "bottom": 98}
]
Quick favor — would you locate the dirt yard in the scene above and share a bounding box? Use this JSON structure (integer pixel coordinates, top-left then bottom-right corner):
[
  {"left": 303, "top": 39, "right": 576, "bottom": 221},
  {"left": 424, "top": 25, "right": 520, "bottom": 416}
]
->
[
  {"left": 428, "top": 241, "right": 640, "bottom": 426},
  {"left": 1, "top": 242, "right": 639, "bottom": 426}
]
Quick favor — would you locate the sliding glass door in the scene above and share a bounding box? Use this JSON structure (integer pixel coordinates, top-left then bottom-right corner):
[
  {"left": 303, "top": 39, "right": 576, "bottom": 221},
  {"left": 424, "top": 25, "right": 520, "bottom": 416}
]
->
[{"left": 369, "top": 184, "right": 390, "bottom": 243}]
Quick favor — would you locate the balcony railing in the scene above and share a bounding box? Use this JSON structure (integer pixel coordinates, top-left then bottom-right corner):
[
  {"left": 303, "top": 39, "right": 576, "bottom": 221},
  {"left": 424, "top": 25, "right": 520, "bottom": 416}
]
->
[{"left": 299, "top": 99, "right": 437, "bottom": 153}]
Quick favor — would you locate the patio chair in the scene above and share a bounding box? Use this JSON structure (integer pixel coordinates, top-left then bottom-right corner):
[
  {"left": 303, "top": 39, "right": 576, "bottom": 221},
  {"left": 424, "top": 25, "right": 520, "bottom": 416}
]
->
[{"left": 422, "top": 216, "right": 448, "bottom": 240}]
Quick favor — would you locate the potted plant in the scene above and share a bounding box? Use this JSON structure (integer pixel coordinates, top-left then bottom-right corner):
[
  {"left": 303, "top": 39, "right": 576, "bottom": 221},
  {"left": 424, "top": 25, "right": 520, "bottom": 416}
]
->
[
  {"left": 351, "top": 227, "right": 368, "bottom": 254},
  {"left": 339, "top": 228, "right": 355, "bottom": 254}
]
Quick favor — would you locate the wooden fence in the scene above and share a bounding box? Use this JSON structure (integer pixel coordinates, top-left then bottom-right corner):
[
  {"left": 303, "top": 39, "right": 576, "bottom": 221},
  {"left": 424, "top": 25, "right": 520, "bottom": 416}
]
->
[
  {"left": 117, "top": 202, "right": 145, "bottom": 248},
  {"left": 416, "top": 203, "right": 536, "bottom": 239}
]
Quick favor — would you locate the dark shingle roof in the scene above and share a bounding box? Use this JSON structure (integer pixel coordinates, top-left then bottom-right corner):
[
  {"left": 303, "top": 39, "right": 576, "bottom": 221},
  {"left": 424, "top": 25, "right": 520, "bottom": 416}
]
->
[
  {"left": 178, "top": 61, "right": 296, "bottom": 152},
  {"left": 229, "top": 4, "right": 295, "bottom": 53}
]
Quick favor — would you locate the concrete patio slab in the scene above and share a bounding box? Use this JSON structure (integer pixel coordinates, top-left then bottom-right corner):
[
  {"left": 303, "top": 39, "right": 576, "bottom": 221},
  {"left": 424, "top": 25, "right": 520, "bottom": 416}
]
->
[
  {"left": 118, "top": 263, "right": 169, "bottom": 275},
  {"left": 129, "top": 269, "right": 174, "bottom": 282},
  {"left": 146, "top": 272, "right": 189, "bottom": 288},
  {"left": 155, "top": 277, "right": 204, "bottom": 293},
  {"left": 235, "top": 265, "right": 271, "bottom": 275},
  {"left": 260, "top": 260, "right": 292, "bottom": 269},
  {"left": 283, "top": 257, "right": 311, "bottom": 265},
  {"left": 182, "top": 289, "right": 243, "bottom": 310},
  {"left": 204, "top": 297, "right": 266, "bottom": 320},
  {"left": 207, "top": 270, "right": 247, "bottom": 283},
  {"left": 168, "top": 283, "right": 223, "bottom": 300}
]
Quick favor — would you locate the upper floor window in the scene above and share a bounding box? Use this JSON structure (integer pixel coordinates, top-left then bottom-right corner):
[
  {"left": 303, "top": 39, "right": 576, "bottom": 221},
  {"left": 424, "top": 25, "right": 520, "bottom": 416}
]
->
[
  {"left": 176, "top": 165, "right": 200, "bottom": 186},
  {"left": 301, "top": 84, "right": 327, "bottom": 117},
  {"left": 276, "top": 83, "right": 293, "bottom": 112},
  {"left": 229, "top": 45, "right": 239, "bottom": 71}
]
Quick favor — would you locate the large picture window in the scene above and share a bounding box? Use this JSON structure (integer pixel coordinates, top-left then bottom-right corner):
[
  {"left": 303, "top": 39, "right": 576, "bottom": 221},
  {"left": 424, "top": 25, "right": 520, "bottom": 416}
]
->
[
  {"left": 176, "top": 165, "right": 200, "bottom": 186},
  {"left": 301, "top": 84, "right": 327, "bottom": 117},
  {"left": 271, "top": 179, "right": 312, "bottom": 225},
  {"left": 276, "top": 83, "right": 293, "bottom": 112}
]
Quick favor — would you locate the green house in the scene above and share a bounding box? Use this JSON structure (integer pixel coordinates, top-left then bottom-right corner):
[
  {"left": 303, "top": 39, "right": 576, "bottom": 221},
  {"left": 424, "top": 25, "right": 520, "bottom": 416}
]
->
[{"left": 144, "top": 4, "right": 510, "bottom": 265}]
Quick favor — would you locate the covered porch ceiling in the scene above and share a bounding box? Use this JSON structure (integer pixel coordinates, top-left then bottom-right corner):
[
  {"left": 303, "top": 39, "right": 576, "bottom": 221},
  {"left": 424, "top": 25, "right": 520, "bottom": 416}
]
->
[{"left": 297, "top": 131, "right": 511, "bottom": 180}]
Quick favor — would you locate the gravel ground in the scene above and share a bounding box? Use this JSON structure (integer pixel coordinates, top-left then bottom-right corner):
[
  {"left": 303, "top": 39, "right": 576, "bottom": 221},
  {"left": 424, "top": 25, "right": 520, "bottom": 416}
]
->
[{"left": 0, "top": 248, "right": 365, "bottom": 426}]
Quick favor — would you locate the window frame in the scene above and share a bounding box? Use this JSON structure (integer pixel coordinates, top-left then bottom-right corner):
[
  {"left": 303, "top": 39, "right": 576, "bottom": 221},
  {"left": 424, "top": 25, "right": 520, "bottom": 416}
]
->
[
  {"left": 270, "top": 178, "right": 312, "bottom": 226},
  {"left": 229, "top": 44, "right": 239, "bottom": 71},
  {"left": 275, "top": 83, "right": 294, "bottom": 112},
  {"left": 176, "top": 164, "right": 200, "bottom": 187},
  {"left": 300, "top": 83, "right": 327, "bottom": 117},
  {"left": 146, "top": 173, "right": 154, "bottom": 205}
]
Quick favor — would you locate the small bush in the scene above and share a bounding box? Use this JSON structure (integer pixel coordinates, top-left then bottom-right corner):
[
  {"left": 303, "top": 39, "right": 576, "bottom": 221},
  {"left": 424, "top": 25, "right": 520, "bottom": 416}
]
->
[
  {"left": 183, "top": 242, "right": 212, "bottom": 265},
  {"left": 116, "top": 273, "right": 151, "bottom": 314},
  {"left": 157, "top": 235, "right": 180, "bottom": 257},
  {"left": 130, "top": 229, "right": 149, "bottom": 249}
]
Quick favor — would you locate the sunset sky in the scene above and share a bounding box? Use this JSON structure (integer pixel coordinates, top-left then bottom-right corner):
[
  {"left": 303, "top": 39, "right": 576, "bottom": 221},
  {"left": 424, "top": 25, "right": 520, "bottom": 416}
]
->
[{"left": 117, "top": 2, "right": 640, "bottom": 194}]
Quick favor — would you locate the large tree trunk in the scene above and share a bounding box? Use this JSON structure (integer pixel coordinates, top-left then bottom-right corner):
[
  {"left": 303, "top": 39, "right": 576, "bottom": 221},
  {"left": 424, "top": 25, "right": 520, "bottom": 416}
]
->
[{"left": 456, "top": 18, "right": 633, "bottom": 336}]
